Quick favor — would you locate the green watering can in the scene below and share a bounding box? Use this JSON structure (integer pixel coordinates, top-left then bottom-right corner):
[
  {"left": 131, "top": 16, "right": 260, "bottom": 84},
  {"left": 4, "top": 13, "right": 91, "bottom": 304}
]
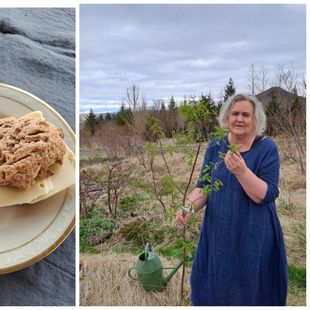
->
[{"left": 128, "top": 242, "right": 184, "bottom": 292}]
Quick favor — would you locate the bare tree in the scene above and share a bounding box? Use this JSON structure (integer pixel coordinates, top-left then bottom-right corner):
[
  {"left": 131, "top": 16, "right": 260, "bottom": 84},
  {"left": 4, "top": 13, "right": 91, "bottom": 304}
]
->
[
  {"left": 246, "top": 63, "right": 306, "bottom": 97},
  {"left": 301, "top": 73, "right": 307, "bottom": 97},
  {"left": 247, "top": 64, "right": 258, "bottom": 95},
  {"left": 247, "top": 64, "right": 269, "bottom": 94},
  {"left": 141, "top": 95, "right": 148, "bottom": 112},
  {"left": 102, "top": 162, "right": 132, "bottom": 216},
  {"left": 256, "top": 65, "right": 269, "bottom": 93},
  {"left": 126, "top": 84, "right": 141, "bottom": 112},
  {"left": 118, "top": 84, "right": 150, "bottom": 156},
  {"left": 152, "top": 99, "right": 165, "bottom": 113},
  {"left": 93, "top": 121, "right": 136, "bottom": 157},
  {"left": 267, "top": 90, "right": 306, "bottom": 173},
  {"left": 273, "top": 64, "right": 299, "bottom": 93},
  {"left": 80, "top": 168, "right": 104, "bottom": 218},
  {"left": 81, "top": 161, "right": 133, "bottom": 217}
]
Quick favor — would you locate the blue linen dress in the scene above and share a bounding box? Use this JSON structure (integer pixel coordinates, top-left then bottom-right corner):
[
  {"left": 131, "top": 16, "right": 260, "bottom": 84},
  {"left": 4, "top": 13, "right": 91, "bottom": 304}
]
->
[{"left": 190, "top": 136, "right": 288, "bottom": 306}]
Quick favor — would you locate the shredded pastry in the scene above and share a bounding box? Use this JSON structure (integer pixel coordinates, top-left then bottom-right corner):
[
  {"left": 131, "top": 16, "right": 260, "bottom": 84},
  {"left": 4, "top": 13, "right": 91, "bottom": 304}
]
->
[{"left": 0, "top": 115, "right": 66, "bottom": 189}]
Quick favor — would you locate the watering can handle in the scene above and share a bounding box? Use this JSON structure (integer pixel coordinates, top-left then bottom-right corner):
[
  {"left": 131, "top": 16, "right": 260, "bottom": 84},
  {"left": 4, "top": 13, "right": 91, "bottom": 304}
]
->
[
  {"left": 145, "top": 242, "right": 152, "bottom": 260},
  {"left": 128, "top": 267, "right": 138, "bottom": 280}
]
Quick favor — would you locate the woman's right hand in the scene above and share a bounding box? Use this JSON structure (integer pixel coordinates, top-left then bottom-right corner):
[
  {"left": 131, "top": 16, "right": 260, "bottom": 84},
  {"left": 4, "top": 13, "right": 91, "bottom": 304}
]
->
[{"left": 175, "top": 210, "right": 192, "bottom": 229}]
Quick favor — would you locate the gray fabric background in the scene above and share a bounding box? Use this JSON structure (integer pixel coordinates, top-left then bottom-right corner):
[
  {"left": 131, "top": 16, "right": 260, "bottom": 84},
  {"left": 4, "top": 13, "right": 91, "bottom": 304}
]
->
[{"left": 0, "top": 8, "right": 75, "bottom": 306}]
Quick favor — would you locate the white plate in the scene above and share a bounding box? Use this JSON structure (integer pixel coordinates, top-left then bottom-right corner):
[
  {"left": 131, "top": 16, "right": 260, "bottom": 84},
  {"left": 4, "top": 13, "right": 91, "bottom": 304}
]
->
[{"left": 0, "top": 83, "right": 75, "bottom": 274}]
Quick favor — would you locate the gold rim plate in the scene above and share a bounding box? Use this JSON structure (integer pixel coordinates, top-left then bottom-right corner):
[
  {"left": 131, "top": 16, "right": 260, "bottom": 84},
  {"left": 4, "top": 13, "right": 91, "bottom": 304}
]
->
[{"left": 0, "top": 83, "right": 75, "bottom": 274}]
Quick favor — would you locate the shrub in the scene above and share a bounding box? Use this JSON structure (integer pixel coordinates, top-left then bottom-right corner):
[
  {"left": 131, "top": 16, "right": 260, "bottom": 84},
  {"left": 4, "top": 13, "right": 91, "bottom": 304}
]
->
[
  {"left": 121, "top": 219, "right": 165, "bottom": 247},
  {"left": 119, "top": 195, "right": 138, "bottom": 211},
  {"left": 159, "top": 238, "right": 197, "bottom": 264},
  {"left": 288, "top": 264, "right": 306, "bottom": 291},
  {"left": 80, "top": 216, "right": 116, "bottom": 252}
]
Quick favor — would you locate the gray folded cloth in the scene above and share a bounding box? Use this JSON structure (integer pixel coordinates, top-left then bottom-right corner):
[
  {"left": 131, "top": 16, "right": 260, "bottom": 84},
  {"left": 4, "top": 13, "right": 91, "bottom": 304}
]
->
[
  {"left": 0, "top": 7, "right": 75, "bottom": 130},
  {"left": 0, "top": 8, "right": 75, "bottom": 306}
]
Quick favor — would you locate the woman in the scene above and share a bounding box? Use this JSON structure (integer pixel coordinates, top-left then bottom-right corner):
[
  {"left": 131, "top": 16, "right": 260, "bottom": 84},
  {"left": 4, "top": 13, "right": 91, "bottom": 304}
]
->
[{"left": 176, "top": 93, "right": 288, "bottom": 306}]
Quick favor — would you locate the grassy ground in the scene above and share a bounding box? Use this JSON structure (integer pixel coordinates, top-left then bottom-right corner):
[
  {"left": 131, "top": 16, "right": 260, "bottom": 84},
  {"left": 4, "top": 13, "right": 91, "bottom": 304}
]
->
[
  {"left": 80, "top": 254, "right": 306, "bottom": 306},
  {"left": 80, "top": 140, "right": 306, "bottom": 306},
  {"left": 80, "top": 253, "right": 190, "bottom": 306}
]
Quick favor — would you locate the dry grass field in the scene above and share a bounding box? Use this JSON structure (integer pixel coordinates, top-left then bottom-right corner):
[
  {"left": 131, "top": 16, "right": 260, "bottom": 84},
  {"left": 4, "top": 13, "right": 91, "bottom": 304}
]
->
[
  {"left": 80, "top": 138, "right": 306, "bottom": 306},
  {"left": 80, "top": 253, "right": 191, "bottom": 306}
]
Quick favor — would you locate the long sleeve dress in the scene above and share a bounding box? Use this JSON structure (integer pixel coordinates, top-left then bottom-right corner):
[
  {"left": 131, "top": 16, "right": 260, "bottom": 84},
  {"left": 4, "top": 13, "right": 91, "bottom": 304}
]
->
[{"left": 190, "top": 135, "right": 288, "bottom": 306}]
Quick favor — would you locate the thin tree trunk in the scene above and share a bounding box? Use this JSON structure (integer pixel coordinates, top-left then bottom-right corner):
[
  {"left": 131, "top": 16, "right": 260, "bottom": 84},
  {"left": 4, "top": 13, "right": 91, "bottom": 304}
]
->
[{"left": 180, "top": 142, "right": 202, "bottom": 304}]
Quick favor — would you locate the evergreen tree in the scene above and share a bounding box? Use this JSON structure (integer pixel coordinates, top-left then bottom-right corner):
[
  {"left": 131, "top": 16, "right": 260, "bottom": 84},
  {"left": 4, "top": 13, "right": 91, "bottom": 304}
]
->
[
  {"left": 223, "top": 78, "right": 236, "bottom": 102},
  {"left": 290, "top": 87, "right": 303, "bottom": 119},
  {"left": 125, "top": 107, "right": 134, "bottom": 124},
  {"left": 160, "top": 102, "right": 166, "bottom": 113},
  {"left": 98, "top": 114, "right": 104, "bottom": 124},
  {"left": 167, "top": 96, "right": 178, "bottom": 138},
  {"left": 116, "top": 104, "right": 133, "bottom": 126},
  {"left": 168, "top": 96, "right": 176, "bottom": 110},
  {"left": 199, "top": 93, "right": 218, "bottom": 139},
  {"left": 143, "top": 113, "right": 164, "bottom": 142},
  {"left": 266, "top": 94, "right": 280, "bottom": 116},
  {"left": 265, "top": 95, "right": 280, "bottom": 136},
  {"left": 84, "top": 108, "right": 98, "bottom": 135},
  {"left": 105, "top": 113, "right": 112, "bottom": 121},
  {"left": 116, "top": 104, "right": 126, "bottom": 126},
  {"left": 180, "top": 93, "right": 219, "bottom": 141}
]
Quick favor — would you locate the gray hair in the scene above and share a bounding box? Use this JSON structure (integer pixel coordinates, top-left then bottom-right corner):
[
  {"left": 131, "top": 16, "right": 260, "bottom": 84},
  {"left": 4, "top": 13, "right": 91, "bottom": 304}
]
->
[{"left": 218, "top": 92, "right": 266, "bottom": 136}]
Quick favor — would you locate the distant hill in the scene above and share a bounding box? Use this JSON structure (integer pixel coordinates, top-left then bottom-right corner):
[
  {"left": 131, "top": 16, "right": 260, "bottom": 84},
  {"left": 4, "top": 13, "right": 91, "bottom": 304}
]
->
[{"left": 256, "top": 86, "right": 306, "bottom": 108}]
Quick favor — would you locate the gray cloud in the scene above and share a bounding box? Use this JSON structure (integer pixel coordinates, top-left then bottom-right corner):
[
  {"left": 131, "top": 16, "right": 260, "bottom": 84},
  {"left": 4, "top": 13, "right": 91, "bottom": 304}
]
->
[{"left": 80, "top": 4, "right": 306, "bottom": 113}]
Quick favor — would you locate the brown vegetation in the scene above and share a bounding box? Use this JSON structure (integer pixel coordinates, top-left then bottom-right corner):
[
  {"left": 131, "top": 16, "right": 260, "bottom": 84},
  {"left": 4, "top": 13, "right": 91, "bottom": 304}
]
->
[{"left": 80, "top": 253, "right": 191, "bottom": 306}]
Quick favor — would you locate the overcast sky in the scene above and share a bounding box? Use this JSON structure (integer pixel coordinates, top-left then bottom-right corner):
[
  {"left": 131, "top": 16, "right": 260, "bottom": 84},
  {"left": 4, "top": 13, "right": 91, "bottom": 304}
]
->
[{"left": 80, "top": 4, "right": 306, "bottom": 114}]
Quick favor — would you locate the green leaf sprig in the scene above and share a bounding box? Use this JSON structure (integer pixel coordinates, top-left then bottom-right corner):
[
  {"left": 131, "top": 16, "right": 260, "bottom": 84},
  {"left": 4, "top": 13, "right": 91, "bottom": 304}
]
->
[{"left": 198, "top": 127, "right": 238, "bottom": 196}]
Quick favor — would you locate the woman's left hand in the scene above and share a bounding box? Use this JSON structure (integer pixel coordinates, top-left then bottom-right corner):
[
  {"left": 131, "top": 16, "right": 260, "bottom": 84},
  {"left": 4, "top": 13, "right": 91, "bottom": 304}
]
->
[{"left": 224, "top": 151, "right": 247, "bottom": 177}]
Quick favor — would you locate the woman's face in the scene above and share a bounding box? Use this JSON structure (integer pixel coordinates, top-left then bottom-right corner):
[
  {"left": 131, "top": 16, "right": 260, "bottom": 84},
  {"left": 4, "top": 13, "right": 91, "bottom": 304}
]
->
[{"left": 227, "top": 100, "right": 255, "bottom": 138}]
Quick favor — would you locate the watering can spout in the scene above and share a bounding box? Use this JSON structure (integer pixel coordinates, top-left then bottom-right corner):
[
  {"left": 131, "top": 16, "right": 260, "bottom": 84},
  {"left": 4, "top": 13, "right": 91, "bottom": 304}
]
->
[
  {"left": 163, "top": 259, "right": 184, "bottom": 286},
  {"left": 128, "top": 242, "right": 185, "bottom": 292}
]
